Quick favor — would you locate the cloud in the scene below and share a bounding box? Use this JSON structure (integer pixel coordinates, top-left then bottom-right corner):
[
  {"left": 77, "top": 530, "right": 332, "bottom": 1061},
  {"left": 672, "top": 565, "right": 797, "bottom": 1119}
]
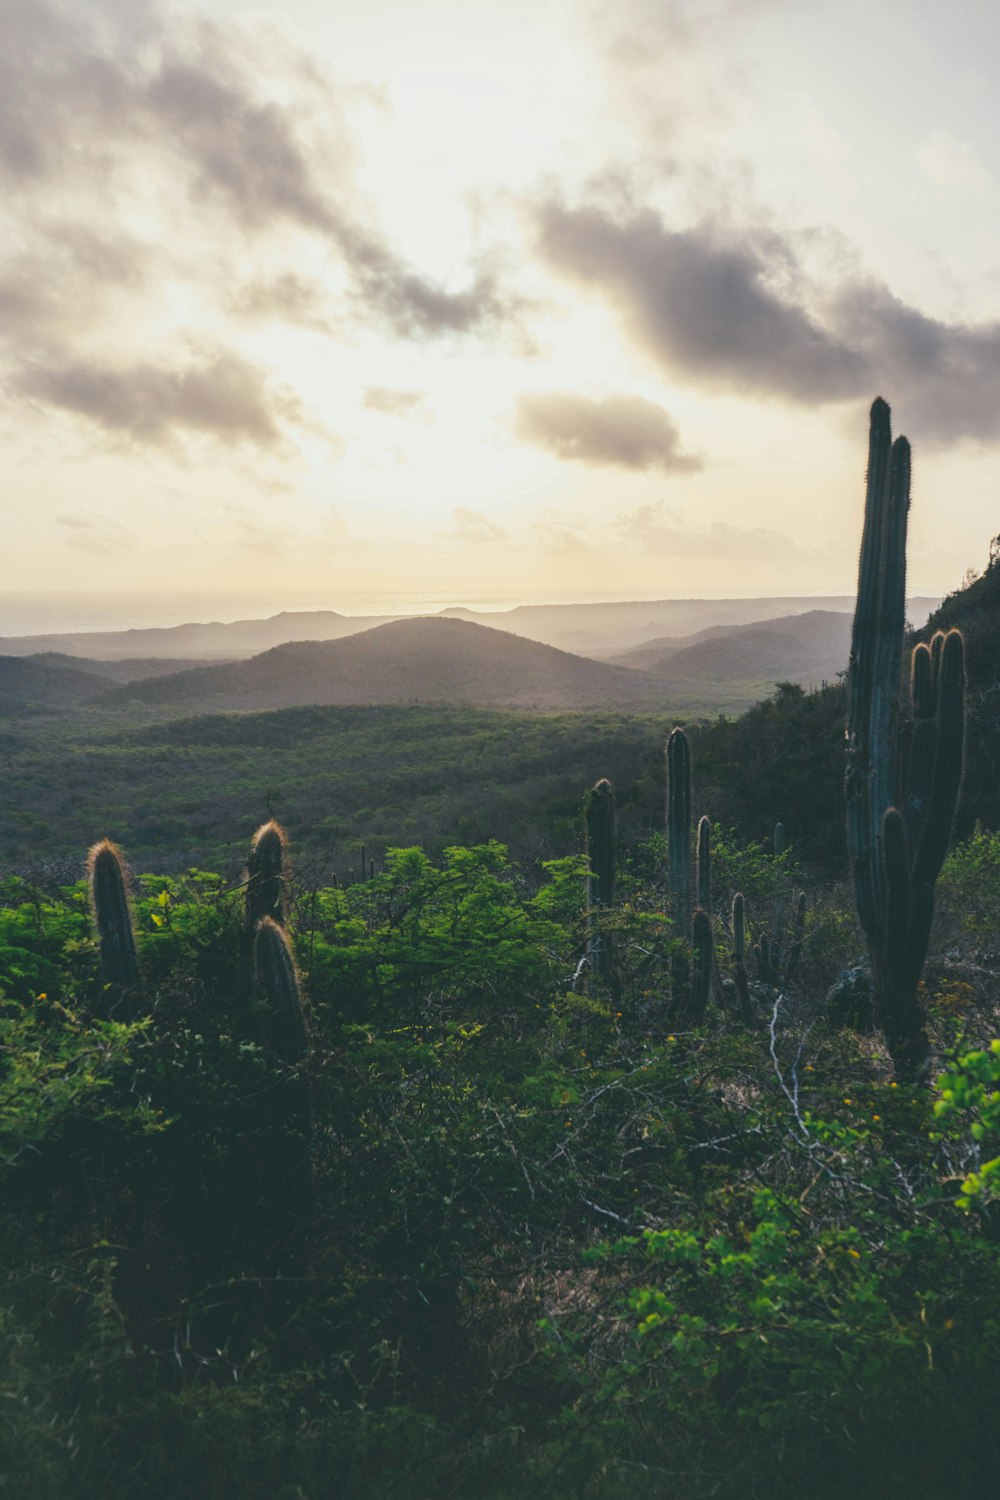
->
[
  {"left": 832, "top": 281, "right": 1000, "bottom": 445},
  {"left": 536, "top": 202, "right": 867, "bottom": 402},
  {"left": 535, "top": 197, "right": 1000, "bottom": 445},
  {"left": 442, "top": 507, "right": 509, "bottom": 545},
  {"left": 0, "top": 0, "right": 511, "bottom": 434},
  {"left": 590, "top": 0, "right": 788, "bottom": 143},
  {"left": 230, "top": 273, "right": 332, "bottom": 330},
  {"left": 16, "top": 351, "right": 298, "bottom": 449},
  {"left": 514, "top": 391, "right": 701, "bottom": 472},
  {"left": 363, "top": 387, "right": 429, "bottom": 418},
  {"left": 618, "top": 501, "right": 802, "bottom": 559}
]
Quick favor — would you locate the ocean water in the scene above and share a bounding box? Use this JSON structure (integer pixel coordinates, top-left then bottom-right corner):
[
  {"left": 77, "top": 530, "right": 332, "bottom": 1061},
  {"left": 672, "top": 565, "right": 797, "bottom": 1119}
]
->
[{"left": 0, "top": 590, "right": 534, "bottom": 638}]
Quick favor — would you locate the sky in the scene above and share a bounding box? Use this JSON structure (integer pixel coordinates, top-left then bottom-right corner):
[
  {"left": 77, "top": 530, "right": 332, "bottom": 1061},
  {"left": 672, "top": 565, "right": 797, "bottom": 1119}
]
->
[{"left": 3, "top": 0, "right": 1000, "bottom": 611}]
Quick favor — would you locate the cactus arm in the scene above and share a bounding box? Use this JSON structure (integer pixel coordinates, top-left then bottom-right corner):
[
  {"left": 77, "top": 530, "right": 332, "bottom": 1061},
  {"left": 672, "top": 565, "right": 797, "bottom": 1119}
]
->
[
  {"left": 696, "top": 815, "right": 711, "bottom": 913},
  {"left": 911, "top": 629, "right": 965, "bottom": 888}
]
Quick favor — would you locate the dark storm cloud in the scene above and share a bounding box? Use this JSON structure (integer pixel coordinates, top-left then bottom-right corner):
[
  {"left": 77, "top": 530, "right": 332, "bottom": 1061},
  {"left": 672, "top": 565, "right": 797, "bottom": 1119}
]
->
[
  {"left": 832, "top": 281, "right": 1000, "bottom": 445},
  {"left": 515, "top": 392, "right": 702, "bottom": 473},
  {"left": 15, "top": 352, "right": 298, "bottom": 449},
  {"left": 536, "top": 198, "right": 1000, "bottom": 445},
  {"left": 536, "top": 202, "right": 867, "bottom": 402}
]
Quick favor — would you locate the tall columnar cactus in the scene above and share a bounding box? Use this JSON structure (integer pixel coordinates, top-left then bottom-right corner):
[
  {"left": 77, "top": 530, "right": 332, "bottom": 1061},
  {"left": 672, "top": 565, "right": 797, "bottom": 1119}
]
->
[
  {"left": 87, "top": 839, "right": 140, "bottom": 1011},
  {"left": 845, "top": 398, "right": 966, "bottom": 1079},
  {"left": 584, "top": 778, "right": 616, "bottom": 980},
  {"left": 246, "top": 819, "right": 288, "bottom": 930}
]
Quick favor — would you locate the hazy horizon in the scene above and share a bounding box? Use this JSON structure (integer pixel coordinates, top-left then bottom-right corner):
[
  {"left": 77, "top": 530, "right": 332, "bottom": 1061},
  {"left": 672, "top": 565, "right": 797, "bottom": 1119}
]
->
[{"left": 1, "top": 585, "right": 947, "bottom": 641}]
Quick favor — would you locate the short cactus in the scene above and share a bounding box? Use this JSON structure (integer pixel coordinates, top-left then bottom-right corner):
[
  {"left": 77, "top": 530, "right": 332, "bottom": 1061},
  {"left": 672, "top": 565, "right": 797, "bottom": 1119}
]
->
[
  {"left": 86, "top": 839, "right": 140, "bottom": 1011},
  {"left": 246, "top": 820, "right": 288, "bottom": 930}
]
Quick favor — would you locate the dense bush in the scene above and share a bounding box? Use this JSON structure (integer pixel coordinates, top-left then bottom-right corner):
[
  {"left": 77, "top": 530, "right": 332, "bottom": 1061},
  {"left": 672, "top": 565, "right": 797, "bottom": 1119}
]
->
[{"left": 2, "top": 828, "right": 1000, "bottom": 1498}]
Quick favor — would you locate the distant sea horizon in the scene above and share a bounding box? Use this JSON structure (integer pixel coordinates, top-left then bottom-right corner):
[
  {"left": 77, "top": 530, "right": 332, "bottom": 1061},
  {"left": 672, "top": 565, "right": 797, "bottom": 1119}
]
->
[{"left": 0, "top": 586, "right": 941, "bottom": 639}]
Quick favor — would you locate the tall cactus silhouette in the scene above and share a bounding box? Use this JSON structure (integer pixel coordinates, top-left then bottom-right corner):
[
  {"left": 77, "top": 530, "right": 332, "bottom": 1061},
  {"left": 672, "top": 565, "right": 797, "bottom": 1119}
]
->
[
  {"left": 86, "top": 839, "right": 140, "bottom": 1012},
  {"left": 246, "top": 819, "right": 287, "bottom": 930},
  {"left": 845, "top": 398, "right": 965, "bottom": 1079}
]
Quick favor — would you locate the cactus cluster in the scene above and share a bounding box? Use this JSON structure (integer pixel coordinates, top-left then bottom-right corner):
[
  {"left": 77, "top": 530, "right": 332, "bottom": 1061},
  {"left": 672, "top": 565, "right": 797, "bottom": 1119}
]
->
[
  {"left": 666, "top": 728, "right": 716, "bottom": 1021},
  {"left": 751, "top": 824, "right": 806, "bottom": 990},
  {"left": 667, "top": 741, "right": 806, "bottom": 1024},
  {"left": 85, "top": 819, "right": 309, "bottom": 1064},
  {"left": 845, "top": 398, "right": 966, "bottom": 1079}
]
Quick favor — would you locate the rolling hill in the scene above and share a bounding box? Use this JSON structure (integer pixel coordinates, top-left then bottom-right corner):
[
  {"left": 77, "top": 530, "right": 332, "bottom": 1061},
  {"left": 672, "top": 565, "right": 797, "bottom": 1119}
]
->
[
  {"left": 0, "top": 610, "right": 399, "bottom": 661},
  {"left": 96, "top": 617, "right": 665, "bottom": 712},
  {"left": 0, "top": 656, "right": 109, "bottom": 712},
  {"left": 611, "top": 610, "right": 853, "bottom": 685}
]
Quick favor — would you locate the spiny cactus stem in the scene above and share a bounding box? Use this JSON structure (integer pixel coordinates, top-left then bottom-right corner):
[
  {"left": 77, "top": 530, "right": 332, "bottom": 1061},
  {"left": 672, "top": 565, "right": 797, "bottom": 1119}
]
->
[
  {"left": 689, "top": 909, "right": 713, "bottom": 1022},
  {"left": 87, "top": 839, "right": 140, "bottom": 1000},
  {"left": 732, "top": 893, "right": 746, "bottom": 964},
  {"left": 254, "top": 916, "right": 308, "bottom": 1063},
  {"left": 247, "top": 819, "right": 288, "bottom": 929},
  {"left": 783, "top": 891, "right": 807, "bottom": 985},
  {"left": 696, "top": 816, "right": 711, "bottom": 913}
]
